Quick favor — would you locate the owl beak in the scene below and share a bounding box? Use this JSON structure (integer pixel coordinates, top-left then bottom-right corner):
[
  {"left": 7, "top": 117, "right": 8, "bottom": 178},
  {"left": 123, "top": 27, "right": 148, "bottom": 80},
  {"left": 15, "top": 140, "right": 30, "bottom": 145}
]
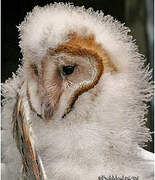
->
[{"left": 41, "top": 97, "right": 54, "bottom": 121}]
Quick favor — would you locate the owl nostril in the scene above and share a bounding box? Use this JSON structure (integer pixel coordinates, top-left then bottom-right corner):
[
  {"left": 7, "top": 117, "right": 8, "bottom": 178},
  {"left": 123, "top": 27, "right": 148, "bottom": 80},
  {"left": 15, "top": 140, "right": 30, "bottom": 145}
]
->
[
  {"left": 31, "top": 64, "right": 39, "bottom": 76},
  {"left": 44, "top": 106, "right": 53, "bottom": 121}
]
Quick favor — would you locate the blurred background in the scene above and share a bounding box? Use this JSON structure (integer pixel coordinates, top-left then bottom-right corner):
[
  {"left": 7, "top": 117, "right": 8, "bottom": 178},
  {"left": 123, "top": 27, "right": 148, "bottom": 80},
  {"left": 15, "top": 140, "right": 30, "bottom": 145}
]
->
[{"left": 2, "top": 0, "right": 154, "bottom": 152}]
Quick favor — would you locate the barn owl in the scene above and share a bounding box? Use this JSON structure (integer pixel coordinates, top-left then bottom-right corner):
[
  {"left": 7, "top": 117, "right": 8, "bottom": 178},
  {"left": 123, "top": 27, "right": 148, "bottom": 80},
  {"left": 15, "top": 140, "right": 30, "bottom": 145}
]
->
[{"left": 2, "top": 3, "right": 154, "bottom": 180}]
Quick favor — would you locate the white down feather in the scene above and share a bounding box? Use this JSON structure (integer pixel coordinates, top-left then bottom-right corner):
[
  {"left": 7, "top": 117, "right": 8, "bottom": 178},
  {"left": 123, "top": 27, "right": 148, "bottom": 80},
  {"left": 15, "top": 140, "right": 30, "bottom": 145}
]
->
[{"left": 2, "top": 3, "right": 154, "bottom": 180}]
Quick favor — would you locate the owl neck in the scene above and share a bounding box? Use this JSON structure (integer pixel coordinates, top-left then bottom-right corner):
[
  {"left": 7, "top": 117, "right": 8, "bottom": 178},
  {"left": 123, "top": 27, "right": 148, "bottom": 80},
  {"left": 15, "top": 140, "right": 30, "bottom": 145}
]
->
[
  {"left": 27, "top": 73, "right": 150, "bottom": 178},
  {"left": 30, "top": 105, "right": 141, "bottom": 178}
]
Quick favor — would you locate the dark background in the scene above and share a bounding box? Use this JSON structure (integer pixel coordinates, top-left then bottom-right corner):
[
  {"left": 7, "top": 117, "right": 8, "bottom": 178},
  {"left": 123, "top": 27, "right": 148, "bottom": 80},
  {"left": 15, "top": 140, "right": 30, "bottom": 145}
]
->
[{"left": 2, "top": 0, "right": 154, "bottom": 152}]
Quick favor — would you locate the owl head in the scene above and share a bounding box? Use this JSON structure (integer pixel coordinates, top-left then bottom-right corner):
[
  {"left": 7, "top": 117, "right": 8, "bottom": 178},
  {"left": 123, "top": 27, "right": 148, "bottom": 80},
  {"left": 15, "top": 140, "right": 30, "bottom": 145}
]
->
[{"left": 18, "top": 3, "right": 152, "bottom": 149}]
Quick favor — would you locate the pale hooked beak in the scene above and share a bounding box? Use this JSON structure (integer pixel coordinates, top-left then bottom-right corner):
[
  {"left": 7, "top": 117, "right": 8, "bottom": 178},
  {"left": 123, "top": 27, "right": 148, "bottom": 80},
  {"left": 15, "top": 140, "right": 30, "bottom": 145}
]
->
[{"left": 41, "top": 97, "right": 54, "bottom": 121}]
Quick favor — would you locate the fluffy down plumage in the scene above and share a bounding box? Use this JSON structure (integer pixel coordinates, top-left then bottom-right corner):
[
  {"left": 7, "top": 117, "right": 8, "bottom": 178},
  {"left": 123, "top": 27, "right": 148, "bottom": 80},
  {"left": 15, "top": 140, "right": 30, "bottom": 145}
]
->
[{"left": 2, "top": 3, "right": 154, "bottom": 180}]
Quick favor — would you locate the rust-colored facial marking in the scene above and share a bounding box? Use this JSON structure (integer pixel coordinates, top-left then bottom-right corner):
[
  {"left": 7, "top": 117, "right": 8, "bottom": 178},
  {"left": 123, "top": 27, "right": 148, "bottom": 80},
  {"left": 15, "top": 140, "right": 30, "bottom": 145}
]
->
[
  {"left": 49, "top": 32, "right": 117, "bottom": 117},
  {"left": 52, "top": 32, "right": 117, "bottom": 72}
]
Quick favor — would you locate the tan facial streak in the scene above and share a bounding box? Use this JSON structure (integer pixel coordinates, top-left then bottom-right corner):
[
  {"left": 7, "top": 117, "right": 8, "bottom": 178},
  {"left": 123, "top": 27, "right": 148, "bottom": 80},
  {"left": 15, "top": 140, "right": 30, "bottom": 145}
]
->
[{"left": 41, "top": 56, "right": 63, "bottom": 121}]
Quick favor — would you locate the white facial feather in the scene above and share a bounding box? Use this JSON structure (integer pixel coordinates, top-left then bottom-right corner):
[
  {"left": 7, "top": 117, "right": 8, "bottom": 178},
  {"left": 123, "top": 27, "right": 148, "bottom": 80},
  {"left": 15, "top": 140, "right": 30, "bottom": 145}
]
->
[{"left": 2, "top": 2, "right": 154, "bottom": 180}]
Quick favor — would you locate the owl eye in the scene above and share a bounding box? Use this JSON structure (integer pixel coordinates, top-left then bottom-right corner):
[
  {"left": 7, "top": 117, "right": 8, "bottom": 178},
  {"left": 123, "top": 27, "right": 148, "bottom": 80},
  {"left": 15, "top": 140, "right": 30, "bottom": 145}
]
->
[{"left": 62, "top": 65, "right": 75, "bottom": 75}]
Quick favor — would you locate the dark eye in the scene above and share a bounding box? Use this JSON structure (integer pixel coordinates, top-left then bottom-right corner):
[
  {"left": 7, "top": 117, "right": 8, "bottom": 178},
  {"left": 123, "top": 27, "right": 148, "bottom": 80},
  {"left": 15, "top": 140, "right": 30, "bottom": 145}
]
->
[
  {"left": 31, "top": 64, "right": 38, "bottom": 76},
  {"left": 62, "top": 65, "right": 75, "bottom": 75}
]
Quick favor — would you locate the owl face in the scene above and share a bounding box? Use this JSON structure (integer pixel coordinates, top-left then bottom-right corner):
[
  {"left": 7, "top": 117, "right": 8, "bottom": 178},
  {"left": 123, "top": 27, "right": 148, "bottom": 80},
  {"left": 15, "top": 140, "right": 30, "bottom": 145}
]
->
[
  {"left": 25, "top": 33, "right": 116, "bottom": 121},
  {"left": 27, "top": 54, "right": 100, "bottom": 121}
]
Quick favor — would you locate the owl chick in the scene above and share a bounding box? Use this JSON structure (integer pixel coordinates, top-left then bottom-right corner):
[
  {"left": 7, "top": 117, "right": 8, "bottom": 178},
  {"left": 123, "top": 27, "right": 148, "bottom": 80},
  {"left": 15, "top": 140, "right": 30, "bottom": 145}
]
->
[{"left": 2, "top": 3, "right": 154, "bottom": 180}]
